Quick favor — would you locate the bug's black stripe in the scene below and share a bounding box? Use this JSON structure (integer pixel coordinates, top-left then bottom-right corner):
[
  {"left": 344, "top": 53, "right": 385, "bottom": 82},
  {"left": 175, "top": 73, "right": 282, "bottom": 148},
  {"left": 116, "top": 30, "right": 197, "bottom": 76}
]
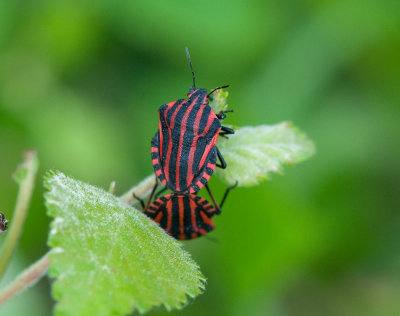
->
[
  {"left": 197, "top": 105, "right": 211, "bottom": 136},
  {"left": 164, "top": 99, "right": 184, "bottom": 124},
  {"left": 153, "top": 164, "right": 161, "bottom": 171},
  {"left": 191, "top": 123, "right": 219, "bottom": 179},
  {"left": 196, "top": 208, "right": 213, "bottom": 234},
  {"left": 183, "top": 196, "right": 194, "bottom": 239},
  {"left": 145, "top": 208, "right": 156, "bottom": 219},
  {"left": 169, "top": 196, "right": 181, "bottom": 238},
  {"left": 190, "top": 147, "right": 217, "bottom": 191},
  {"left": 191, "top": 137, "right": 208, "bottom": 178},
  {"left": 159, "top": 196, "right": 167, "bottom": 202},
  {"left": 205, "top": 166, "right": 214, "bottom": 175},
  {"left": 159, "top": 126, "right": 169, "bottom": 166},
  {"left": 167, "top": 128, "right": 179, "bottom": 189},
  {"left": 188, "top": 89, "right": 207, "bottom": 102},
  {"left": 148, "top": 207, "right": 157, "bottom": 213},
  {"left": 155, "top": 198, "right": 169, "bottom": 230}
]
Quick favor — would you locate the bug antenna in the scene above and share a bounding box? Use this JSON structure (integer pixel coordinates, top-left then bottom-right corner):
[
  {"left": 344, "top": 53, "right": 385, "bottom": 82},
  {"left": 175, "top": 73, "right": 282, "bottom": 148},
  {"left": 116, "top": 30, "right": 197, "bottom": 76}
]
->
[{"left": 185, "top": 47, "right": 196, "bottom": 91}]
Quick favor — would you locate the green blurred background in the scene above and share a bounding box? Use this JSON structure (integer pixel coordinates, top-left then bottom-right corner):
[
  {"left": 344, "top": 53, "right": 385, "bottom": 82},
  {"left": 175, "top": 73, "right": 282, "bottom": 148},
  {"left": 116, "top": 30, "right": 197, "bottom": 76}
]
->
[{"left": 1, "top": 0, "right": 400, "bottom": 315}]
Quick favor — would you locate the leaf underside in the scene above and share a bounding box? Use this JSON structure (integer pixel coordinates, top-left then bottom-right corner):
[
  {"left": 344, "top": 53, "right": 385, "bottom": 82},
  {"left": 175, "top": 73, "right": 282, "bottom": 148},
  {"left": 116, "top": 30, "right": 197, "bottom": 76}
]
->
[
  {"left": 216, "top": 122, "right": 316, "bottom": 186},
  {"left": 45, "top": 171, "right": 205, "bottom": 316}
]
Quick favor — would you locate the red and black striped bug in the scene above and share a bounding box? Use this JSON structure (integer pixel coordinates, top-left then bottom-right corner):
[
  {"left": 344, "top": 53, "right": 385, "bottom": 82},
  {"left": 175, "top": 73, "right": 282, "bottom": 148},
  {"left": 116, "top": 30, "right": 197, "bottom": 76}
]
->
[
  {"left": 151, "top": 48, "right": 234, "bottom": 194},
  {"left": 134, "top": 181, "right": 236, "bottom": 240}
]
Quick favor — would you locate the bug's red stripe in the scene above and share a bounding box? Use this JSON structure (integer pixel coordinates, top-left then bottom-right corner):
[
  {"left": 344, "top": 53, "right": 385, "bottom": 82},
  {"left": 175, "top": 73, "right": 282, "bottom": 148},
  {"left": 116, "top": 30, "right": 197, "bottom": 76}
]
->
[
  {"left": 163, "top": 102, "right": 184, "bottom": 184},
  {"left": 178, "top": 196, "right": 185, "bottom": 240},
  {"left": 186, "top": 105, "right": 205, "bottom": 187},
  {"left": 199, "top": 111, "right": 216, "bottom": 137},
  {"left": 166, "top": 199, "right": 173, "bottom": 232},
  {"left": 158, "top": 120, "right": 163, "bottom": 161},
  {"left": 195, "top": 180, "right": 202, "bottom": 189},
  {"left": 151, "top": 146, "right": 158, "bottom": 153},
  {"left": 155, "top": 169, "right": 162, "bottom": 176},
  {"left": 154, "top": 211, "right": 163, "bottom": 223},
  {"left": 201, "top": 134, "right": 219, "bottom": 169},
  {"left": 202, "top": 173, "right": 211, "bottom": 182},
  {"left": 152, "top": 158, "right": 159, "bottom": 165},
  {"left": 175, "top": 96, "right": 198, "bottom": 191},
  {"left": 207, "top": 162, "right": 215, "bottom": 169},
  {"left": 188, "top": 186, "right": 196, "bottom": 194},
  {"left": 189, "top": 198, "right": 199, "bottom": 235},
  {"left": 199, "top": 228, "right": 207, "bottom": 235},
  {"left": 200, "top": 211, "right": 214, "bottom": 226}
]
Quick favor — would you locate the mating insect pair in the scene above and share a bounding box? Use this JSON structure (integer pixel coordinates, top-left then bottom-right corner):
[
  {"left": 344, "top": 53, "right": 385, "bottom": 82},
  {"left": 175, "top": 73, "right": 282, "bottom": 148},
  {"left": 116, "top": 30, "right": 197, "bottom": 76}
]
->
[{"left": 136, "top": 48, "right": 236, "bottom": 240}]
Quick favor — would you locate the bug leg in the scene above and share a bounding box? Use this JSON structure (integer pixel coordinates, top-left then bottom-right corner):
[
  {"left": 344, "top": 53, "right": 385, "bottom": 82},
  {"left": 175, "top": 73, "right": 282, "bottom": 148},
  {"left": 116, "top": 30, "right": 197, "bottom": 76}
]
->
[
  {"left": 133, "top": 179, "right": 159, "bottom": 212},
  {"left": 207, "top": 85, "right": 230, "bottom": 98},
  {"left": 220, "top": 125, "right": 235, "bottom": 134},
  {"left": 143, "top": 181, "right": 159, "bottom": 212},
  {"left": 215, "top": 147, "right": 227, "bottom": 169},
  {"left": 154, "top": 186, "right": 168, "bottom": 200},
  {"left": 205, "top": 183, "right": 222, "bottom": 215},
  {"left": 220, "top": 181, "right": 238, "bottom": 208},
  {"left": 132, "top": 193, "right": 145, "bottom": 209},
  {"left": 219, "top": 125, "right": 235, "bottom": 138}
]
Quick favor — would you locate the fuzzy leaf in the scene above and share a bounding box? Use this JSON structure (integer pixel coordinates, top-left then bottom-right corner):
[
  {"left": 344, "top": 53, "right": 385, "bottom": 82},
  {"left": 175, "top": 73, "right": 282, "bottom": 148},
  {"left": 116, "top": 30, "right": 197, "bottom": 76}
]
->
[
  {"left": 45, "top": 171, "right": 205, "bottom": 316},
  {"left": 216, "top": 122, "right": 315, "bottom": 186}
]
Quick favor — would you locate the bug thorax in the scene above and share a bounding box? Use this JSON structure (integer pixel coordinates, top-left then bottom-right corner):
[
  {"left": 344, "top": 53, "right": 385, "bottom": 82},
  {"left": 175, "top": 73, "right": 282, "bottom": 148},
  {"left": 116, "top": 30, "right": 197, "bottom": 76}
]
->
[{"left": 187, "top": 88, "right": 208, "bottom": 101}]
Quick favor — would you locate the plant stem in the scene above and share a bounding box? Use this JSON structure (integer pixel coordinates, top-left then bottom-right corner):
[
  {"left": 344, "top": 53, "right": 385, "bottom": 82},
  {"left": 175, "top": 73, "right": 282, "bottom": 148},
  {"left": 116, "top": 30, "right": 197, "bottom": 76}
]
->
[
  {"left": 0, "top": 251, "right": 51, "bottom": 306},
  {"left": 119, "top": 174, "right": 156, "bottom": 205},
  {"left": 0, "top": 151, "right": 39, "bottom": 280}
]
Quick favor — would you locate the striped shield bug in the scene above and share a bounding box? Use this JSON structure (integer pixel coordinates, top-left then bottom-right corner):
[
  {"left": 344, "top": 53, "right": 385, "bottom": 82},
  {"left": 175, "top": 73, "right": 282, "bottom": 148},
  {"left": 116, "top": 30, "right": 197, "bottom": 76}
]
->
[
  {"left": 0, "top": 212, "right": 8, "bottom": 233},
  {"left": 134, "top": 181, "right": 237, "bottom": 240},
  {"left": 151, "top": 48, "right": 234, "bottom": 194}
]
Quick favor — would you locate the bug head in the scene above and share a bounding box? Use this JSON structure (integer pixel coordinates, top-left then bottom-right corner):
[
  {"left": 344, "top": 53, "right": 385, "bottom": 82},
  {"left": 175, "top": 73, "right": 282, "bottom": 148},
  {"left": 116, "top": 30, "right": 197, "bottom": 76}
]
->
[
  {"left": 185, "top": 47, "right": 196, "bottom": 94},
  {"left": 217, "top": 110, "right": 234, "bottom": 120}
]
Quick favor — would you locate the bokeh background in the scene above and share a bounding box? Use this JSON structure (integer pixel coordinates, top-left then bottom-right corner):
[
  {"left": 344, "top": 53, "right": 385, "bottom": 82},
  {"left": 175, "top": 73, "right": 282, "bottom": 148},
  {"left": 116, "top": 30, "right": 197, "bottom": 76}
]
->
[{"left": 1, "top": 0, "right": 400, "bottom": 315}]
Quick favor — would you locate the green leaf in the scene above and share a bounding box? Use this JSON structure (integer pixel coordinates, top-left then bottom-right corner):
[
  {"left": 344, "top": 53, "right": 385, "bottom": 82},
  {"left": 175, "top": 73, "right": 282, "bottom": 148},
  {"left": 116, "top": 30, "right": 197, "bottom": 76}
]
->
[
  {"left": 208, "top": 88, "right": 229, "bottom": 114},
  {"left": 215, "top": 122, "right": 315, "bottom": 186},
  {"left": 44, "top": 171, "right": 205, "bottom": 316}
]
